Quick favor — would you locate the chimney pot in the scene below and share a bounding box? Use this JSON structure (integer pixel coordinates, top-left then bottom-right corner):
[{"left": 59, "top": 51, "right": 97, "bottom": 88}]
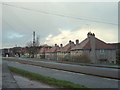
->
[
  {"left": 92, "top": 33, "right": 95, "bottom": 36},
  {"left": 55, "top": 44, "right": 57, "bottom": 47},
  {"left": 60, "top": 44, "right": 63, "bottom": 47},
  {"left": 87, "top": 32, "right": 95, "bottom": 38},
  {"left": 69, "top": 40, "right": 72, "bottom": 43},
  {"left": 76, "top": 39, "right": 79, "bottom": 44}
]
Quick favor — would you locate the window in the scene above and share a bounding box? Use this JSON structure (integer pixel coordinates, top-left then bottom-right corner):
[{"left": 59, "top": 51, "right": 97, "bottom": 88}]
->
[
  {"left": 76, "top": 51, "right": 78, "bottom": 53},
  {"left": 100, "top": 50, "right": 105, "bottom": 54},
  {"left": 111, "top": 61, "right": 114, "bottom": 64}
]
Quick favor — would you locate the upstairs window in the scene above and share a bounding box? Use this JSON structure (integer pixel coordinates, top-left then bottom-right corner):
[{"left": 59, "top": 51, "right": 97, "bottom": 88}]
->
[{"left": 100, "top": 50, "right": 105, "bottom": 54}]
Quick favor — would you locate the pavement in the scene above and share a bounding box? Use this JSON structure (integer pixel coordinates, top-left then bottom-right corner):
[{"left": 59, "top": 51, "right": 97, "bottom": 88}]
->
[
  {"left": 2, "top": 62, "right": 55, "bottom": 89},
  {"left": 2, "top": 62, "right": 20, "bottom": 89},
  {"left": 4, "top": 60, "right": 119, "bottom": 88},
  {"left": 13, "top": 74, "right": 54, "bottom": 88}
]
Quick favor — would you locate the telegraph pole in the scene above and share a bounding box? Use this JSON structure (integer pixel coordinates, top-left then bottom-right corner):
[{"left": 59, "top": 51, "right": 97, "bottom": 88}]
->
[
  {"left": 33, "top": 31, "right": 35, "bottom": 46},
  {"left": 32, "top": 31, "right": 36, "bottom": 58}
]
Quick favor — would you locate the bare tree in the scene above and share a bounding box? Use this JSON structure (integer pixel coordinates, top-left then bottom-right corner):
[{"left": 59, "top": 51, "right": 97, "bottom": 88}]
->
[
  {"left": 26, "top": 41, "right": 34, "bottom": 57},
  {"left": 26, "top": 36, "right": 40, "bottom": 58}
]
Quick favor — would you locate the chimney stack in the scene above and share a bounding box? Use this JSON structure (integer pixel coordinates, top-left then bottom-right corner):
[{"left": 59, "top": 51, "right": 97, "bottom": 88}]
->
[
  {"left": 76, "top": 39, "right": 79, "bottom": 44},
  {"left": 69, "top": 40, "right": 72, "bottom": 44},
  {"left": 87, "top": 32, "right": 96, "bottom": 63},
  {"left": 87, "top": 32, "right": 95, "bottom": 38},
  {"left": 55, "top": 44, "right": 57, "bottom": 47},
  {"left": 60, "top": 44, "right": 63, "bottom": 47},
  {"left": 93, "top": 33, "right": 95, "bottom": 36}
]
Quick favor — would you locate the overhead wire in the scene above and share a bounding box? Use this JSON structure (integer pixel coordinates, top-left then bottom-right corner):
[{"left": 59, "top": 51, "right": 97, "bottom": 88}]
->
[{"left": 2, "top": 3, "right": 118, "bottom": 26}]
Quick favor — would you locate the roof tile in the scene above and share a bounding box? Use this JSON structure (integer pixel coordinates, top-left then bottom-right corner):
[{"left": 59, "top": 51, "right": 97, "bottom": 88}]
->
[
  {"left": 71, "top": 37, "right": 115, "bottom": 50},
  {"left": 46, "top": 46, "right": 60, "bottom": 53},
  {"left": 59, "top": 42, "right": 75, "bottom": 52}
]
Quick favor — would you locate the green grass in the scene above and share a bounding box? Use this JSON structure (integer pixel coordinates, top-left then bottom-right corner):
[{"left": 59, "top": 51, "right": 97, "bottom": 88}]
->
[{"left": 8, "top": 66, "right": 94, "bottom": 89}]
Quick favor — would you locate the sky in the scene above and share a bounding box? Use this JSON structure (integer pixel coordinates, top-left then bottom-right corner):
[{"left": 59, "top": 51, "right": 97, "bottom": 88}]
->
[{"left": 2, "top": 2, "right": 118, "bottom": 49}]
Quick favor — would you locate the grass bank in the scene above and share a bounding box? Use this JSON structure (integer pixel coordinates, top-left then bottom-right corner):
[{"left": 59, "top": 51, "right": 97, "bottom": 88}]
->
[{"left": 8, "top": 66, "right": 93, "bottom": 89}]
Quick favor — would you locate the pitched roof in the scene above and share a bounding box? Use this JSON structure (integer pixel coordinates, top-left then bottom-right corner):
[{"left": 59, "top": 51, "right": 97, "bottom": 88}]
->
[
  {"left": 39, "top": 47, "right": 48, "bottom": 53},
  {"left": 59, "top": 41, "right": 75, "bottom": 52},
  {"left": 46, "top": 46, "right": 60, "bottom": 53},
  {"left": 71, "top": 37, "right": 115, "bottom": 50},
  {"left": 94, "top": 38, "right": 114, "bottom": 49},
  {"left": 71, "top": 38, "right": 89, "bottom": 50},
  {"left": 107, "top": 43, "right": 120, "bottom": 49},
  {"left": 57, "top": 47, "right": 63, "bottom": 52}
]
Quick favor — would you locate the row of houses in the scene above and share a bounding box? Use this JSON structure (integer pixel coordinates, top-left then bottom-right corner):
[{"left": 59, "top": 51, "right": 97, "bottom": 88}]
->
[
  {"left": 2, "top": 32, "right": 118, "bottom": 64},
  {"left": 1, "top": 45, "right": 51, "bottom": 58},
  {"left": 37, "top": 32, "right": 117, "bottom": 64},
  {"left": 2, "top": 47, "right": 26, "bottom": 57}
]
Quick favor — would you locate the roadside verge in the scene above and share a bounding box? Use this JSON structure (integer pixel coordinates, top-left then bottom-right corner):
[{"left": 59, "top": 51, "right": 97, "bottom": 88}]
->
[{"left": 8, "top": 66, "right": 93, "bottom": 89}]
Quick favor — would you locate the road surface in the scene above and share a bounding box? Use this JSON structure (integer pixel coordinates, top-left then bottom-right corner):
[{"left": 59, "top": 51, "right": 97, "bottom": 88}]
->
[
  {"left": 3, "top": 57, "right": 119, "bottom": 80},
  {"left": 4, "top": 60, "right": 119, "bottom": 88},
  {"left": 2, "top": 62, "right": 19, "bottom": 88}
]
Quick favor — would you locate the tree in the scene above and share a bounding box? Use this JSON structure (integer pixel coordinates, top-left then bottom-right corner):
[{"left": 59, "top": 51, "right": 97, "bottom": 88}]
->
[{"left": 26, "top": 36, "right": 40, "bottom": 58}]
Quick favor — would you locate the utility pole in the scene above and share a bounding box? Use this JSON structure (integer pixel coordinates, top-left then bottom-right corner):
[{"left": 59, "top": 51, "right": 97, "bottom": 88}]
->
[
  {"left": 32, "top": 31, "right": 35, "bottom": 58},
  {"left": 33, "top": 31, "right": 35, "bottom": 46}
]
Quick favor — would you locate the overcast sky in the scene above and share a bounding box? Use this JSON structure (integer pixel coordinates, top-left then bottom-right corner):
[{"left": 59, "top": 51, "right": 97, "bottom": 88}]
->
[{"left": 2, "top": 2, "right": 118, "bottom": 48}]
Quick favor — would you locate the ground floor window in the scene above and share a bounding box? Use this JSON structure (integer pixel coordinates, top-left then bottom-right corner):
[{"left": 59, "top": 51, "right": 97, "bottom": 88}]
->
[
  {"left": 100, "top": 50, "right": 105, "bottom": 54},
  {"left": 111, "top": 61, "right": 114, "bottom": 64},
  {"left": 99, "top": 59, "right": 107, "bottom": 64}
]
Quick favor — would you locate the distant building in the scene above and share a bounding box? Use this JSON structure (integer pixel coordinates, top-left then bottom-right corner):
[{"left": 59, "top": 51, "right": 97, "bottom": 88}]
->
[
  {"left": 2, "top": 32, "right": 117, "bottom": 64},
  {"left": 2, "top": 47, "right": 24, "bottom": 57},
  {"left": 57, "top": 40, "right": 75, "bottom": 61},
  {"left": 45, "top": 44, "right": 60, "bottom": 60},
  {"left": 38, "top": 46, "right": 51, "bottom": 59},
  {"left": 108, "top": 43, "right": 120, "bottom": 63},
  {"left": 20, "top": 47, "right": 29, "bottom": 57},
  {"left": 71, "top": 32, "right": 116, "bottom": 64},
  {"left": 12, "top": 47, "right": 22, "bottom": 57},
  {"left": 2, "top": 48, "right": 11, "bottom": 57},
  {"left": 107, "top": 43, "right": 120, "bottom": 52}
]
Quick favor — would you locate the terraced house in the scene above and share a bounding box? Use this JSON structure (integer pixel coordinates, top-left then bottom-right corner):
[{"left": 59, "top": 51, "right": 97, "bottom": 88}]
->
[
  {"left": 71, "top": 32, "right": 116, "bottom": 64},
  {"left": 45, "top": 44, "right": 60, "bottom": 60},
  {"left": 38, "top": 46, "right": 51, "bottom": 59},
  {"left": 57, "top": 40, "right": 75, "bottom": 61}
]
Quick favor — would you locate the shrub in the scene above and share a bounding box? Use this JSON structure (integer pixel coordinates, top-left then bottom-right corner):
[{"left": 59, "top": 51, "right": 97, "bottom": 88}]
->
[{"left": 70, "top": 55, "right": 91, "bottom": 63}]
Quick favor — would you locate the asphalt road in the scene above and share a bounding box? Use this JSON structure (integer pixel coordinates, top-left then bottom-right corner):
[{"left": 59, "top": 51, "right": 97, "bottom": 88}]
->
[
  {"left": 3, "top": 57, "right": 119, "bottom": 79},
  {"left": 4, "top": 60, "right": 119, "bottom": 88},
  {"left": 15, "top": 57, "right": 120, "bottom": 69}
]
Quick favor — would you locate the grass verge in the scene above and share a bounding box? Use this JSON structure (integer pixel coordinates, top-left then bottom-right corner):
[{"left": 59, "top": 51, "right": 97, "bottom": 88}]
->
[{"left": 8, "top": 66, "right": 93, "bottom": 89}]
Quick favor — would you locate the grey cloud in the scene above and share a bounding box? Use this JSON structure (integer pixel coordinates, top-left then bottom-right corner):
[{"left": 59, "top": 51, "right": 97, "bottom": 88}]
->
[{"left": 2, "top": 2, "right": 118, "bottom": 48}]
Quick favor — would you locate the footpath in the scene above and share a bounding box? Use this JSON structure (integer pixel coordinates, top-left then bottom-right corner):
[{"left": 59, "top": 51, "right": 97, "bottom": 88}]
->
[{"left": 2, "top": 62, "right": 20, "bottom": 89}]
